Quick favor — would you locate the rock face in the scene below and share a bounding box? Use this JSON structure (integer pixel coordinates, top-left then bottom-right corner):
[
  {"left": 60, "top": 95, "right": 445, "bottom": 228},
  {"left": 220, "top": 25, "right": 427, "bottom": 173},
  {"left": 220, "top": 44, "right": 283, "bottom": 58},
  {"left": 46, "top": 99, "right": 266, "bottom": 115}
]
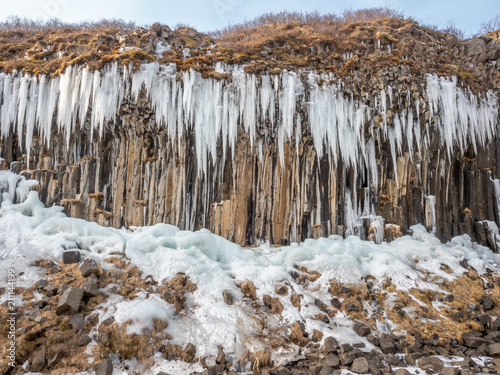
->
[{"left": 0, "top": 26, "right": 499, "bottom": 247}]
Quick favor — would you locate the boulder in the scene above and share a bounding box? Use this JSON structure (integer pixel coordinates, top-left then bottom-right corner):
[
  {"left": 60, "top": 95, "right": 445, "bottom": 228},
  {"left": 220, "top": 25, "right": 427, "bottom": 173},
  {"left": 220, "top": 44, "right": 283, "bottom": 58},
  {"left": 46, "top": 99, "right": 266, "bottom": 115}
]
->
[
  {"left": 56, "top": 287, "right": 84, "bottom": 315},
  {"left": 276, "top": 366, "right": 289, "bottom": 375},
  {"left": 216, "top": 346, "right": 226, "bottom": 364},
  {"left": 482, "top": 296, "right": 495, "bottom": 310},
  {"left": 223, "top": 290, "right": 234, "bottom": 305},
  {"left": 353, "top": 321, "right": 371, "bottom": 336},
  {"left": 462, "top": 332, "right": 487, "bottom": 348},
  {"left": 489, "top": 342, "right": 500, "bottom": 357},
  {"left": 323, "top": 353, "right": 339, "bottom": 368},
  {"left": 31, "top": 349, "right": 46, "bottom": 372},
  {"left": 80, "top": 258, "right": 99, "bottom": 277},
  {"left": 94, "top": 357, "right": 113, "bottom": 375},
  {"left": 62, "top": 249, "right": 81, "bottom": 264},
  {"left": 351, "top": 357, "right": 369, "bottom": 373},
  {"left": 417, "top": 356, "right": 444, "bottom": 372},
  {"left": 318, "top": 365, "right": 333, "bottom": 375},
  {"left": 322, "top": 336, "right": 339, "bottom": 353},
  {"left": 379, "top": 338, "right": 396, "bottom": 354},
  {"left": 82, "top": 275, "right": 98, "bottom": 298},
  {"left": 466, "top": 39, "right": 487, "bottom": 56}
]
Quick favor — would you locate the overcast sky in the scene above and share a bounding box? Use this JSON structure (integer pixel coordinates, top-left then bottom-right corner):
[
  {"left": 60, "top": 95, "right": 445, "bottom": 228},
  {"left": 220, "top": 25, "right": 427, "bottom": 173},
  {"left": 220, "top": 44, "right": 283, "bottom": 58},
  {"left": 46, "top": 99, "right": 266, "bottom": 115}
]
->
[{"left": 2, "top": 0, "right": 498, "bottom": 36}]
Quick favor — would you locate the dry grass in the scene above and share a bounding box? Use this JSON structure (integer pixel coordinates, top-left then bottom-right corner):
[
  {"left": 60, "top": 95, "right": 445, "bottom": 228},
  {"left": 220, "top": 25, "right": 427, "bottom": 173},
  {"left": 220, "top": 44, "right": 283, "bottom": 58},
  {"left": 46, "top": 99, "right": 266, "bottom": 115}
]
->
[
  {"left": 0, "top": 16, "right": 137, "bottom": 33},
  {"left": 0, "top": 9, "right": 491, "bottom": 91}
]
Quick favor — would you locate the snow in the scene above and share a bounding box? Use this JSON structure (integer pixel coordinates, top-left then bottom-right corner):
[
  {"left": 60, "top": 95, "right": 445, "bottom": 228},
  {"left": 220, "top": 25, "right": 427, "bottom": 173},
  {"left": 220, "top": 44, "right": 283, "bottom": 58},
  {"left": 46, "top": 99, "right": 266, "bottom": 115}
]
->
[
  {"left": 113, "top": 292, "right": 173, "bottom": 335},
  {"left": 1, "top": 170, "right": 500, "bottom": 370}
]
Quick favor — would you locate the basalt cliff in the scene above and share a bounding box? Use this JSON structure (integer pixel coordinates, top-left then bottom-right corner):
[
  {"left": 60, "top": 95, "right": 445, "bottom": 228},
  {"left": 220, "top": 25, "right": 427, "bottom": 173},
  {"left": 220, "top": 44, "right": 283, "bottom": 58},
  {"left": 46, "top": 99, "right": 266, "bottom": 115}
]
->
[{"left": 0, "top": 18, "right": 500, "bottom": 247}]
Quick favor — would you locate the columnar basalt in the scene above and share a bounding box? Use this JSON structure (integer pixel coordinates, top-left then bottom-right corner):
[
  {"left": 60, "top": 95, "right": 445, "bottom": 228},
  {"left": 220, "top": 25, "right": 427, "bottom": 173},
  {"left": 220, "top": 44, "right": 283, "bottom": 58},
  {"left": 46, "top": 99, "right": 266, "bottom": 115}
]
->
[{"left": 0, "top": 26, "right": 500, "bottom": 247}]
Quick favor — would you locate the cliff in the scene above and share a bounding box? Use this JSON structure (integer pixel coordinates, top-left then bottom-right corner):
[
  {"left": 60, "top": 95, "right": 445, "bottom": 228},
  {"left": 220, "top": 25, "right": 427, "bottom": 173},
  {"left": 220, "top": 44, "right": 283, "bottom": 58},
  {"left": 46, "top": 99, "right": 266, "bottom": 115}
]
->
[{"left": 0, "top": 18, "right": 500, "bottom": 246}]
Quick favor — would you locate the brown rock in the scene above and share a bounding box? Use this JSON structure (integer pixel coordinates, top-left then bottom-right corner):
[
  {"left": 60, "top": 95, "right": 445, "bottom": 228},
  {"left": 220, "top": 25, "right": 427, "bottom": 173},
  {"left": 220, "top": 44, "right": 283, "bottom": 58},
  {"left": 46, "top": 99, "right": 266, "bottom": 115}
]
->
[
  {"left": 94, "top": 357, "right": 113, "bottom": 375},
  {"left": 31, "top": 348, "right": 46, "bottom": 372},
  {"left": 80, "top": 258, "right": 99, "bottom": 277},
  {"left": 351, "top": 357, "right": 369, "bottom": 373},
  {"left": 417, "top": 356, "right": 444, "bottom": 372},
  {"left": 56, "top": 287, "right": 84, "bottom": 315},
  {"left": 275, "top": 284, "right": 288, "bottom": 295}
]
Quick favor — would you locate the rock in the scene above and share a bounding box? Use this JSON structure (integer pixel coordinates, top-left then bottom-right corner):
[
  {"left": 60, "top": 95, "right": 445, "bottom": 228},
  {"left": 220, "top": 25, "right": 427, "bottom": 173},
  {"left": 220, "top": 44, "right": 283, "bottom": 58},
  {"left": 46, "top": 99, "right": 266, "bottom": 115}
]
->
[
  {"left": 57, "top": 283, "right": 69, "bottom": 295},
  {"left": 0, "top": 157, "right": 8, "bottom": 170},
  {"left": 443, "top": 294, "right": 455, "bottom": 302},
  {"left": 82, "top": 275, "right": 98, "bottom": 298},
  {"left": 394, "top": 369, "right": 412, "bottom": 375},
  {"left": 482, "top": 296, "right": 495, "bottom": 310},
  {"left": 379, "top": 338, "right": 396, "bottom": 354},
  {"left": 216, "top": 346, "right": 226, "bottom": 364},
  {"left": 99, "top": 332, "right": 112, "bottom": 347},
  {"left": 323, "top": 353, "right": 339, "bottom": 368},
  {"left": 318, "top": 365, "right": 333, "bottom": 375},
  {"left": 340, "top": 353, "right": 355, "bottom": 366},
  {"left": 44, "top": 283, "right": 58, "bottom": 297},
  {"left": 462, "top": 332, "right": 487, "bottom": 348},
  {"left": 340, "top": 343, "right": 353, "bottom": 353},
  {"left": 314, "top": 314, "right": 330, "bottom": 323},
  {"left": 493, "top": 319, "right": 500, "bottom": 331},
  {"left": 331, "top": 298, "right": 341, "bottom": 309},
  {"left": 56, "top": 287, "right": 84, "bottom": 315},
  {"left": 276, "top": 366, "right": 289, "bottom": 375},
  {"left": 78, "top": 335, "right": 92, "bottom": 346},
  {"left": 351, "top": 357, "right": 369, "bottom": 373},
  {"left": 353, "top": 321, "right": 371, "bottom": 336},
  {"left": 478, "top": 314, "right": 492, "bottom": 326},
  {"left": 466, "top": 39, "right": 487, "bottom": 56},
  {"left": 35, "top": 279, "right": 48, "bottom": 289},
  {"left": 94, "top": 357, "right": 113, "bottom": 375},
  {"left": 49, "top": 265, "right": 62, "bottom": 274},
  {"left": 345, "top": 302, "right": 360, "bottom": 312},
  {"left": 80, "top": 258, "right": 99, "bottom": 277},
  {"left": 68, "top": 313, "right": 86, "bottom": 330},
  {"left": 367, "top": 334, "right": 379, "bottom": 346},
  {"left": 441, "top": 367, "right": 459, "bottom": 375},
  {"left": 417, "top": 356, "right": 444, "bottom": 372},
  {"left": 489, "top": 342, "right": 500, "bottom": 357},
  {"left": 305, "top": 349, "right": 319, "bottom": 361},
  {"left": 275, "top": 285, "right": 288, "bottom": 295},
  {"left": 31, "top": 349, "right": 46, "bottom": 371},
  {"left": 62, "top": 249, "right": 81, "bottom": 264},
  {"left": 202, "top": 368, "right": 216, "bottom": 375},
  {"left": 223, "top": 290, "right": 234, "bottom": 305},
  {"left": 322, "top": 336, "right": 339, "bottom": 353}
]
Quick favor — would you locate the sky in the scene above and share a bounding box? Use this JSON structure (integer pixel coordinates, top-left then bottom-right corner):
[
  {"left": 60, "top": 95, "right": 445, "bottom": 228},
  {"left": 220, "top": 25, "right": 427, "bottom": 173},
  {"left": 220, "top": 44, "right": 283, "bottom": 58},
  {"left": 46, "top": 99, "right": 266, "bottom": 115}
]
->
[{"left": 1, "top": 0, "right": 498, "bottom": 36}]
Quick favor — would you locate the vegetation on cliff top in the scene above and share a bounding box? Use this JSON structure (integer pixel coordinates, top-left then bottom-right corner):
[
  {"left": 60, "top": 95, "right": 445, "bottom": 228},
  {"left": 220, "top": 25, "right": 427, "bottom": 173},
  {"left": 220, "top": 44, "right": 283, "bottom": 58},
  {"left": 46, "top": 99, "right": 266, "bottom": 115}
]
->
[{"left": 0, "top": 8, "right": 499, "bottom": 92}]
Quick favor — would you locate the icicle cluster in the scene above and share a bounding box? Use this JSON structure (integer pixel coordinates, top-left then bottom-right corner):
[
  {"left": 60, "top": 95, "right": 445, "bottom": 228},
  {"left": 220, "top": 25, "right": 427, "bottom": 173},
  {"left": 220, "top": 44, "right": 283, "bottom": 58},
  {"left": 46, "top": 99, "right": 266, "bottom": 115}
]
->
[{"left": 0, "top": 63, "right": 498, "bottom": 182}]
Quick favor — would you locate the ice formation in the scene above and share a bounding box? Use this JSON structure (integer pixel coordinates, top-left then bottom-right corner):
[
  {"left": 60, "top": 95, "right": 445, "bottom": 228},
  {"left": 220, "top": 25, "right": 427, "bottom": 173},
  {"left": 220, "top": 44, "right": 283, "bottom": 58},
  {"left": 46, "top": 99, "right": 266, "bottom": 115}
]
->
[{"left": 0, "top": 63, "right": 497, "bottom": 178}]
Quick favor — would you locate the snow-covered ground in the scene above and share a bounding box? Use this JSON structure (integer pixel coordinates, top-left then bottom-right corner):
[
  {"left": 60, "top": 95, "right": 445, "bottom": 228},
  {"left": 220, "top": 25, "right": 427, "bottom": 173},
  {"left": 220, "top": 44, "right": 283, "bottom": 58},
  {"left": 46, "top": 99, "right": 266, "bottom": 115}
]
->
[{"left": 1, "top": 170, "right": 500, "bottom": 374}]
